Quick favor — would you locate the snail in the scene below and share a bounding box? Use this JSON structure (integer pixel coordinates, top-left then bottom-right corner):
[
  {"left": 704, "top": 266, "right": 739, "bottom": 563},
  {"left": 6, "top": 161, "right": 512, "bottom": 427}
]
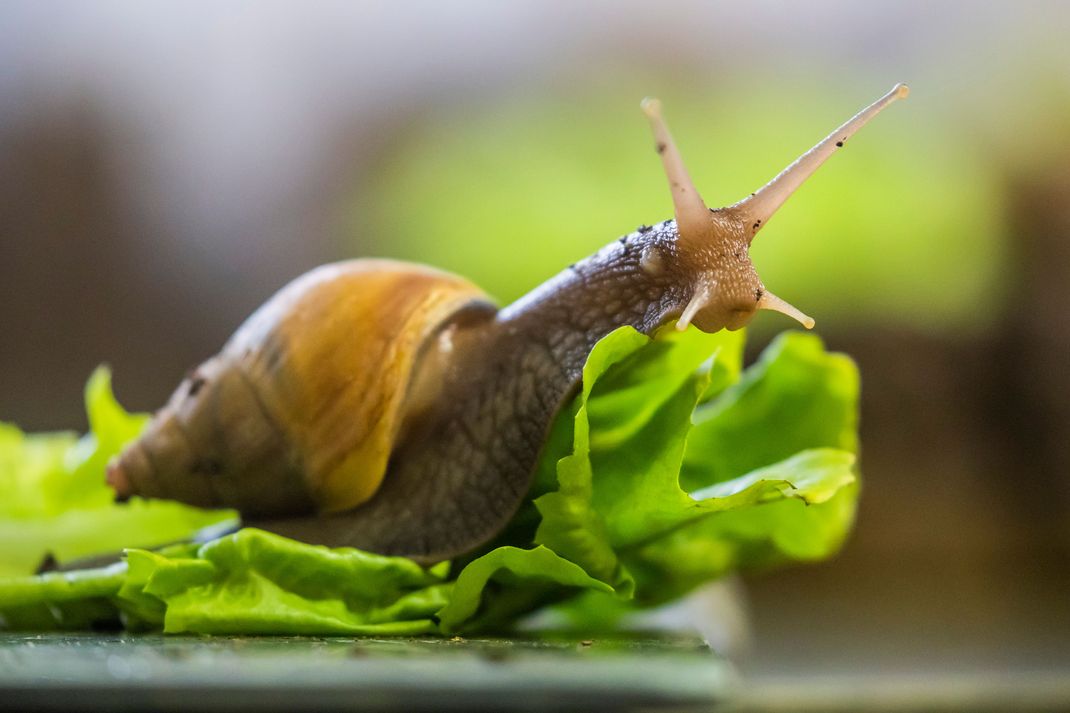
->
[{"left": 107, "top": 84, "right": 908, "bottom": 563}]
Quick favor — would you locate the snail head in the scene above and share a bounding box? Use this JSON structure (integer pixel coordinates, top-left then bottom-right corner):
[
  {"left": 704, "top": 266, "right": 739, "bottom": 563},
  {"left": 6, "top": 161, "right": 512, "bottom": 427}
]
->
[{"left": 641, "top": 83, "right": 909, "bottom": 333}]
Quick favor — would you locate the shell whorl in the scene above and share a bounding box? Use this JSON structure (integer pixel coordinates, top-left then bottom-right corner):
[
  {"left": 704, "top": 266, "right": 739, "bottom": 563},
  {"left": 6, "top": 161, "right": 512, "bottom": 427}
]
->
[{"left": 108, "top": 260, "right": 495, "bottom": 517}]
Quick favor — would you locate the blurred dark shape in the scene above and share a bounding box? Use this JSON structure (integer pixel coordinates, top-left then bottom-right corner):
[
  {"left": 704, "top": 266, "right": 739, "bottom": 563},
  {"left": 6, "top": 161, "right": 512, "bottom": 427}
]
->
[
  {"left": 0, "top": 99, "right": 148, "bottom": 429},
  {"left": 0, "top": 99, "right": 245, "bottom": 430},
  {"left": 995, "top": 164, "right": 1070, "bottom": 536}
]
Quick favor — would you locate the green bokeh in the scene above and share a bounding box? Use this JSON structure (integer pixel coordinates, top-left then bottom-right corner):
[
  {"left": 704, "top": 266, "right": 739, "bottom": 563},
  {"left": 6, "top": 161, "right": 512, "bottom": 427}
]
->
[{"left": 349, "top": 79, "right": 1006, "bottom": 334}]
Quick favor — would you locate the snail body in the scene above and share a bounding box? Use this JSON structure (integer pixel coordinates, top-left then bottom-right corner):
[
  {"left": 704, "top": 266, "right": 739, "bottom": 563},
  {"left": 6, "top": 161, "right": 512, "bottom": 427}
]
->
[{"left": 108, "top": 85, "right": 908, "bottom": 562}]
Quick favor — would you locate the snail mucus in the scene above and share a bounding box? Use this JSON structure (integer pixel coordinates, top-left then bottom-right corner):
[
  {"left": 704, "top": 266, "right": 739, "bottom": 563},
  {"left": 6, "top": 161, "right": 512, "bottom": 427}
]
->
[{"left": 107, "top": 84, "right": 908, "bottom": 563}]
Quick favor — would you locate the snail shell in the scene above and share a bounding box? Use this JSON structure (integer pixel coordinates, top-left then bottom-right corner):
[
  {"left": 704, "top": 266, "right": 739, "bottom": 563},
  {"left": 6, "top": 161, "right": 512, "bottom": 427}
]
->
[{"left": 108, "top": 259, "right": 495, "bottom": 518}]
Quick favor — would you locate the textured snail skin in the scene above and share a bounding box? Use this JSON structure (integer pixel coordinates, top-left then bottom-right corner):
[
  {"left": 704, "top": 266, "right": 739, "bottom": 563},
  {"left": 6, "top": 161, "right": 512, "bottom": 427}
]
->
[
  {"left": 110, "top": 219, "right": 715, "bottom": 562},
  {"left": 254, "top": 221, "right": 706, "bottom": 561}
]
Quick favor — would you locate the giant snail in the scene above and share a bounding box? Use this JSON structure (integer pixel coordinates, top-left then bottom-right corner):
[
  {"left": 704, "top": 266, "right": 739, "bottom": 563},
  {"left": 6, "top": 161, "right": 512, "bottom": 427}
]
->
[{"left": 107, "top": 84, "right": 909, "bottom": 563}]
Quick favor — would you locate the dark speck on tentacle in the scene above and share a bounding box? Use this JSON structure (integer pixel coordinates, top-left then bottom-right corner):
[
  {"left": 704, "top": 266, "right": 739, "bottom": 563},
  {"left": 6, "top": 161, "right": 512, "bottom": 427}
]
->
[{"left": 187, "top": 375, "right": 206, "bottom": 396}]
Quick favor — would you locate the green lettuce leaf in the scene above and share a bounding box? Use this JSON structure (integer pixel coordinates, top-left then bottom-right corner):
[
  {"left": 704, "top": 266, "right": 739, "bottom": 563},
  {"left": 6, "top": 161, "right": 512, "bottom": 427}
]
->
[
  {"left": 448, "top": 328, "right": 859, "bottom": 628},
  {"left": 0, "top": 530, "right": 450, "bottom": 634},
  {"left": 0, "top": 367, "right": 234, "bottom": 576},
  {"left": 609, "top": 331, "right": 862, "bottom": 606},
  {"left": 0, "top": 563, "right": 127, "bottom": 631},
  {"left": 0, "top": 329, "right": 860, "bottom": 635},
  {"left": 119, "top": 529, "right": 450, "bottom": 635},
  {"left": 682, "top": 331, "right": 860, "bottom": 489},
  {"left": 437, "top": 545, "right": 613, "bottom": 632}
]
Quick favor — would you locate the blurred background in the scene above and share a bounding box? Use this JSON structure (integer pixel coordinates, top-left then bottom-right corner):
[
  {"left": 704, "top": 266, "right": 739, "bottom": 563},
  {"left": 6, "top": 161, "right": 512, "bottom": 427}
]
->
[{"left": 1, "top": 0, "right": 1068, "bottom": 681}]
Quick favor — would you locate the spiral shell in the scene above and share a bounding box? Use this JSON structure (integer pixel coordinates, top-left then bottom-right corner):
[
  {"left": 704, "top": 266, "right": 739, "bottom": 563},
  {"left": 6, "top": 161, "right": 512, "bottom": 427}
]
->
[{"left": 108, "top": 259, "right": 495, "bottom": 518}]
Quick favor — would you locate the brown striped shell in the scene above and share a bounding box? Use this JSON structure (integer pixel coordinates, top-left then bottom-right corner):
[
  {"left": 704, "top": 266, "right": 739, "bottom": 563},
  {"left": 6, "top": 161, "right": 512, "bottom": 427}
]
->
[{"left": 107, "top": 259, "right": 495, "bottom": 518}]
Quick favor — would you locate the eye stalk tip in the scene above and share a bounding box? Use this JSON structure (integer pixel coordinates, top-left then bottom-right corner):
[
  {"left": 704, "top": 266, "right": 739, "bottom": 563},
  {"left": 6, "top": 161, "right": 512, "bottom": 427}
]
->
[
  {"left": 736, "top": 82, "right": 910, "bottom": 240},
  {"left": 640, "top": 97, "right": 662, "bottom": 118},
  {"left": 640, "top": 96, "right": 710, "bottom": 242},
  {"left": 758, "top": 290, "right": 814, "bottom": 330}
]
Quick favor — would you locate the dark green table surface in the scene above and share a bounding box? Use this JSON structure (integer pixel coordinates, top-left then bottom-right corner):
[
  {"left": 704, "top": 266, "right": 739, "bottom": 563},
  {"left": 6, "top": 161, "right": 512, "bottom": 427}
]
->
[
  {"left": 0, "top": 633, "right": 734, "bottom": 712},
  {"left": 4, "top": 633, "right": 1069, "bottom": 712}
]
